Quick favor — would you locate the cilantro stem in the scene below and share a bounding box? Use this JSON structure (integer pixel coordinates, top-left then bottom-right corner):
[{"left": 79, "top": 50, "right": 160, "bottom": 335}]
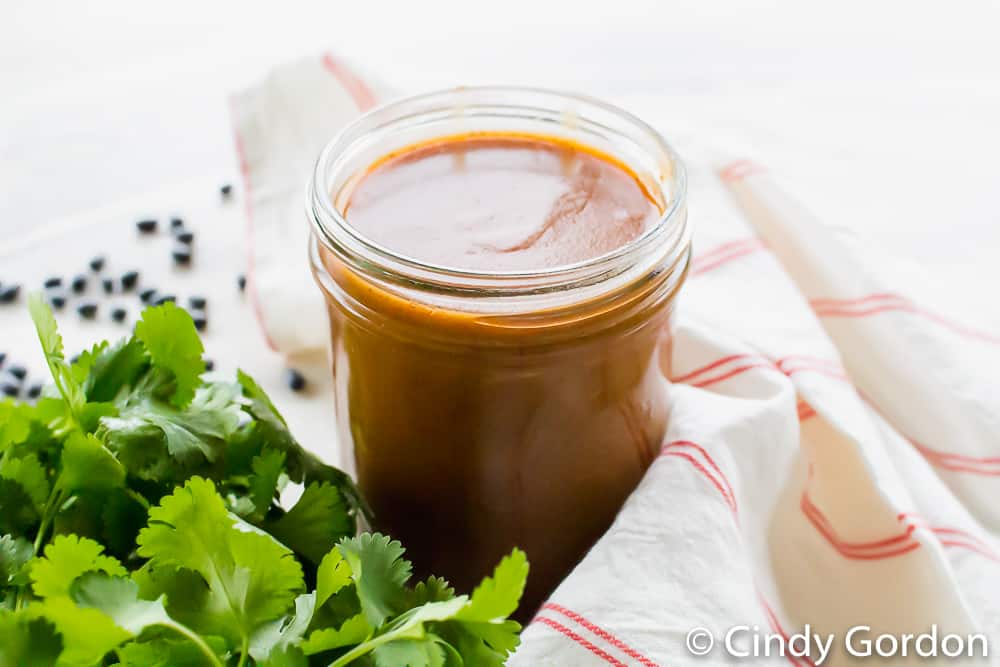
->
[
  {"left": 327, "top": 631, "right": 399, "bottom": 667},
  {"left": 162, "top": 620, "right": 224, "bottom": 667},
  {"left": 15, "top": 487, "right": 65, "bottom": 609},
  {"left": 236, "top": 638, "right": 249, "bottom": 667}
]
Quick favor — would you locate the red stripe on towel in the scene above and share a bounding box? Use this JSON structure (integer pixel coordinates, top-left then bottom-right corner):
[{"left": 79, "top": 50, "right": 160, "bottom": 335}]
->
[
  {"left": 533, "top": 616, "right": 629, "bottom": 666},
  {"left": 230, "top": 113, "right": 279, "bottom": 352},
  {"left": 900, "top": 514, "right": 1000, "bottom": 562},
  {"left": 321, "top": 53, "right": 377, "bottom": 111},
  {"left": 690, "top": 240, "right": 768, "bottom": 276},
  {"left": 811, "top": 293, "right": 1000, "bottom": 345},
  {"left": 664, "top": 441, "right": 736, "bottom": 510},
  {"left": 801, "top": 492, "right": 920, "bottom": 560},
  {"left": 543, "top": 604, "right": 660, "bottom": 667},
  {"left": 759, "top": 594, "right": 817, "bottom": 667},
  {"left": 660, "top": 442, "right": 738, "bottom": 516},
  {"left": 670, "top": 353, "right": 763, "bottom": 384},
  {"left": 719, "top": 159, "right": 767, "bottom": 183},
  {"left": 670, "top": 354, "right": 849, "bottom": 389}
]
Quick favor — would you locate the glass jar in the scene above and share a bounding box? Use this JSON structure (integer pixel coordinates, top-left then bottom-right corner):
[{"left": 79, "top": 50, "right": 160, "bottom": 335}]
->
[{"left": 308, "top": 87, "right": 689, "bottom": 616}]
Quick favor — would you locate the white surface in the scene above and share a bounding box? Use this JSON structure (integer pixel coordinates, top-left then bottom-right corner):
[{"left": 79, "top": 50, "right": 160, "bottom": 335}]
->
[{"left": 4, "top": 0, "right": 1000, "bottom": 309}]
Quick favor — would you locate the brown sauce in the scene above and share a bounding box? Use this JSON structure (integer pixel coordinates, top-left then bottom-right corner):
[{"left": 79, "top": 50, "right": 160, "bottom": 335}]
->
[
  {"left": 343, "top": 133, "right": 661, "bottom": 271},
  {"left": 322, "top": 133, "right": 674, "bottom": 618}
]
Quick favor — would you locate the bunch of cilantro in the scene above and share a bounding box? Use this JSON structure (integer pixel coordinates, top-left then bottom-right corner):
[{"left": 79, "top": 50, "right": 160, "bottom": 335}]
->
[{"left": 0, "top": 295, "right": 528, "bottom": 667}]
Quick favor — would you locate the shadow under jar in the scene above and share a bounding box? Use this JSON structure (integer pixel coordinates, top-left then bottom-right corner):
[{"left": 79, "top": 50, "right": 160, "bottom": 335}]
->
[{"left": 308, "top": 87, "right": 690, "bottom": 618}]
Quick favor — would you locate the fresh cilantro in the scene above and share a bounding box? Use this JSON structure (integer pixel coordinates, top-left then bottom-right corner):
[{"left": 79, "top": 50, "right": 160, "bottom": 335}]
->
[
  {"left": 0, "top": 298, "right": 529, "bottom": 665},
  {"left": 265, "top": 482, "right": 352, "bottom": 565},
  {"left": 134, "top": 301, "right": 205, "bottom": 407},
  {"left": 30, "top": 534, "right": 128, "bottom": 599},
  {"left": 136, "top": 477, "right": 305, "bottom": 650}
]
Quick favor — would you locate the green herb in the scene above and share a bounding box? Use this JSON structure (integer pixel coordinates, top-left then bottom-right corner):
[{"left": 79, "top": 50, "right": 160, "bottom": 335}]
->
[{"left": 0, "top": 295, "right": 528, "bottom": 666}]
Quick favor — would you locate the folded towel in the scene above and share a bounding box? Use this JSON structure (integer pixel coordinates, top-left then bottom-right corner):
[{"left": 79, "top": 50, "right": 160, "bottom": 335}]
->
[{"left": 232, "top": 54, "right": 1000, "bottom": 665}]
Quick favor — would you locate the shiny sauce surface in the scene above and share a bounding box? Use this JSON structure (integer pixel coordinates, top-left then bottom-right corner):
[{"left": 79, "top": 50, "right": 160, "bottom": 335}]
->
[{"left": 343, "top": 133, "right": 661, "bottom": 271}]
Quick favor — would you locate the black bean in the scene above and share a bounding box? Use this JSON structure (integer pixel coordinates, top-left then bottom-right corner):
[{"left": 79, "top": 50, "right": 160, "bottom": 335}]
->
[
  {"left": 286, "top": 369, "right": 307, "bottom": 392},
  {"left": 172, "top": 246, "right": 192, "bottom": 266},
  {"left": 0, "top": 352, "right": 5, "bottom": 367},
  {"left": 111, "top": 307, "right": 127, "bottom": 323},
  {"left": 43, "top": 277, "right": 62, "bottom": 288},
  {"left": 139, "top": 288, "right": 157, "bottom": 304},
  {"left": 188, "top": 296, "right": 207, "bottom": 309},
  {"left": 154, "top": 294, "right": 176, "bottom": 306},
  {"left": 26, "top": 383, "right": 42, "bottom": 399},
  {"left": 220, "top": 184, "right": 233, "bottom": 198},
  {"left": 170, "top": 217, "right": 184, "bottom": 230},
  {"left": 204, "top": 358, "right": 215, "bottom": 372},
  {"left": 175, "top": 230, "right": 194, "bottom": 244},
  {"left": 136, "top": 219, "right": 158, "bottom": 233},
  {"left": 0, "top": 285, "right": 21, "bottom": 304},
  {"left": 89, "top": 256, "right": 105, "bottom": 272},
  {"left": 1, "top": 383, "right": 18, "bottom": 398},
  {"left": 192, "top": 316, "right": 207, "bottom": 332},
  {"left": 237, "top": 274, "right": 247, "bottom": 292},
  {"left": 7, "top": 365, "right": 26, "bottom": 381},
  {"left": 69, "top": 354, "right": 80, "bottom": 365},
  {"left": 102, "top": 278, "right": 115, "bottom": 295},
  {"left": 71, "top": 275, "right": 87, "bottom": 294},
  {"left": 78, "top": 302, "right": 98, "bottom": 319},
  {"left": 50, "top": 295, "right": 67, "bottom": 310},
  {"left": 121, "top": 271, "right": 139, "bottom": 290}
]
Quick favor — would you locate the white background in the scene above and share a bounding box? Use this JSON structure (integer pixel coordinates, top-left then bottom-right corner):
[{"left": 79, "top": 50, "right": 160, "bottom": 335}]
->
[
  {"left": 2, "top": 0, "right": 999, "bottom": 457},
  {"left": 4, "top": 0, "right": 1000, "bottom": 283}
]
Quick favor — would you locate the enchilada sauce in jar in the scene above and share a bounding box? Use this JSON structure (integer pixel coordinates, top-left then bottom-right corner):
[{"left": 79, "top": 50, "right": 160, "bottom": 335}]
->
[{"left": 309, "top": 89, "right": 689, "bottom": 617}]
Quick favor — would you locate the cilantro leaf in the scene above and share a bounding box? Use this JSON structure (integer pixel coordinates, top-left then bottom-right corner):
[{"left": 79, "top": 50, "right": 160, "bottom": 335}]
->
[
  {"left": 136, "top": 477, "right": 304, "bottom": 650},
  {"left": 30, "top": 534, "right": 128, "bottom": 599},
  {"left": 436, "top": 550, "right": 528, "bottom": 665},
  {"left": 0, "top": 609, "right": 62, "bottom": 666},
  {"left": 76, "top": 337, "right": 150, "bottom": 403},
  {"left": 116, "top": 637, "right": 228, "bottom": 667},
  {"left": 57, "top": 432, "right": 125, "bottom": 494},
  {"left": 372, "top": 638, "right": 447, "bottom": 667},
  {"left": 101, "top": 383, "right": 242, "bottom": 475},
  {"left": 236, "top": 370, "right": 369, "bottom": 522},
  {"left": 456, "top": 547, "right": 528, "bottom": 623},
  {"left": 261, "top": 645, "right": 309, "bottom": 667},
  {"left": 248, "top": 592, "right": 316, "bottom": 661},
  {"left": 0, "top": 478, "right": 40, "bottom": 536},
  {"left": 408, "top": 576, "right": 456, "bottom": 607},
  {"left": 25, "top": 596, "right": 130, "bottom": 665},
  {"left": 72, "top": 572, "right": 224, "bottom": 666},
  {"left": 0, "top": 400, "right": 33, "bottom": 451},
  {"left": 247, "top": 448, "right": 287, "bottom": 521},
  {"left": 72, "top": 573, "right": 173, "bottom": 635},
  {"left": 100, "top": 489, "right": 150, "bottom": 558},
  {"left": 134, "top": 302, "right": 205, "bottom": 407},
  {"left": 326, "top": 598, "right": 467, "bottom": 667},
  {"left": 338, "top": 533, "right": 413, "bottom": 628},
  {"left": 0, "top": 534, "right": 33, "bottom": 602},
  {"left": 300, "top": 613, "right": 372, "bottom": 655},
  {"left": 28, "top": 294, "right": 85, "bottom": 417},
  {"left": 316, "top": 548, "right": 353, "bottom": 608},
  {"left": 0, "top": 454, "right": 50, "bottom": 511},
  {"left": 266, "top": 482, "right": 352, "bottom": 565}
]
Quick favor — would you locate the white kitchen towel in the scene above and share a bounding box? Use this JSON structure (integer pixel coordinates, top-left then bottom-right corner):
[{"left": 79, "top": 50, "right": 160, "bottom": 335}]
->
[
  {"left": 233, "top": 56, "right": 1000, "bottom": 665},
  {"left": 231, "top": 53, "right": 390, "bottom": 356}
]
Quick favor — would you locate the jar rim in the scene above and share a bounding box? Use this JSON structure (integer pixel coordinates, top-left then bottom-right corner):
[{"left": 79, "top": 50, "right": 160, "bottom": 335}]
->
[{"left": 308, "top": 85, "right": 689, "bottom": 297}]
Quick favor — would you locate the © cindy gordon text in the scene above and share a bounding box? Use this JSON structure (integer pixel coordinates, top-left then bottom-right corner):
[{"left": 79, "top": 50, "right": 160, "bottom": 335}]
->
[{"left": 685, "top": 624, "right": 989, "bottom": 663}]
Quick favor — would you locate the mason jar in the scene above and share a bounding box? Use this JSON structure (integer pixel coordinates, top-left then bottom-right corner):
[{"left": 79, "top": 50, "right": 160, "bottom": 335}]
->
[{"left": 308, "top": 87, "right": 690, "bottom": 616}]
